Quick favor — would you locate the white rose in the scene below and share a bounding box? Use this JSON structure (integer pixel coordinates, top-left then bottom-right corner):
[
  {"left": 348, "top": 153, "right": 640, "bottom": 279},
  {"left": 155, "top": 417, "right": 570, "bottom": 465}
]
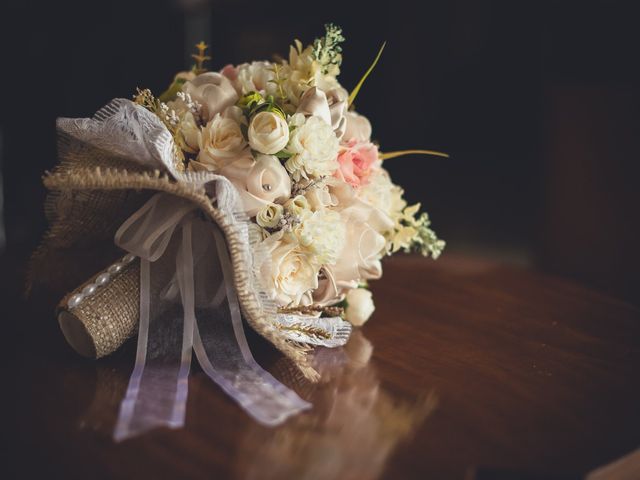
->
[
  {"left": 236, "top": 61, "right": 277, "bottom": 96},
  {"left": 248, "top": 111, "right": 290, "bottom": 154},
  {"left": 183, "top": 72, "right": 238, "bottom": 122},
  {"left": 345, "top": 288, "right": 375, "bottom": 326},
  {"left": 285, "top": 115, "right": 339, "bottom": 180},
  {"left": 197, "top": 110, "right": 247, "bottom": 168},
  {"left": 343, "top": 111, "right": 372, "bottom": 143},
  {"left": 256, "top": 203, "right": 283, "bottom": 228},
  {"left": 258, "top": 231, "right": 320, "bottom": 306}
]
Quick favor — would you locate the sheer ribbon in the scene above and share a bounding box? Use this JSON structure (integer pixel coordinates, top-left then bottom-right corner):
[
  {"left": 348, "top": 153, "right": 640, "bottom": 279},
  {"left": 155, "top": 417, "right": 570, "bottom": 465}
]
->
[{"left": 112, "top": 193, "right": 310, "bottom": 441}]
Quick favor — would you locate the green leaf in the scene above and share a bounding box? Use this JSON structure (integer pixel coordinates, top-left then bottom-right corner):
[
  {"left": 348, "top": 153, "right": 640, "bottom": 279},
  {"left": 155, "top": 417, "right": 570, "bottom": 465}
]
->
[
  {"left": 158, "top": 77, "right": 187, "bottom": 103},
  {"left": 348, "top": 41, "right": 386, "bottom": 107}
]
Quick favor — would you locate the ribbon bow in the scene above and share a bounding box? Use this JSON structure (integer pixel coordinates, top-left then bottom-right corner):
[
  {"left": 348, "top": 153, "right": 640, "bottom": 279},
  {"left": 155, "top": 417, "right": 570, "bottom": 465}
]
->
[{"left": 112, "top": 193, "right": 310, "bottom": 441}]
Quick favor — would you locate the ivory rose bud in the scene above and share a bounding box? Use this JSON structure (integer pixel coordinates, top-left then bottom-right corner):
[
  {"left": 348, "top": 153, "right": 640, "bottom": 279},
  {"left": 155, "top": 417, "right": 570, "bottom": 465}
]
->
[
  {"left": 258, "top": 231, "right": 319, "bottom": 306},
  {"left": 183, "top": 72, "right": 238, "bottom": 122},
  {"left": 345, "top": 288, "right": 375, "bottom": 326},
  {"left": 197, "top": 111, "right": 247, "bottom": 168},
  {"left": 256, "top": 203, "right": 283, "bottom": 229},
  {"left": 248, "top": 111, "right": 290, "bottom": 154},
  {"left": 343, "top": 111, "right": 372, "bottom": 143},
  {"left": 220, "top": 154, "right": 291, "bottom": 217},
  {"left": 335, "top": 140, "right": 380, "bottom": 188}
]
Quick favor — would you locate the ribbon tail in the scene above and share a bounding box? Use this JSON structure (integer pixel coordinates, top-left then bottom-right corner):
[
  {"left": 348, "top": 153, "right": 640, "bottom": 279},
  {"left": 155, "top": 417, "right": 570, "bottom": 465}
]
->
[
  {"left": 113, "top": 217, "right": 196, "bottom": 441},
  {"left": 192, "top": 225, "right": 311, "bottom": 426}
]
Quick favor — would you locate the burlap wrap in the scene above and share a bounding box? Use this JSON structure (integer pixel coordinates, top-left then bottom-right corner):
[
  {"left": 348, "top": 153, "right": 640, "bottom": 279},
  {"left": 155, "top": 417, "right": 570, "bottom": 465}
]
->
[{"left": 30, "top": 104, "right": 318, "bottom": 381}]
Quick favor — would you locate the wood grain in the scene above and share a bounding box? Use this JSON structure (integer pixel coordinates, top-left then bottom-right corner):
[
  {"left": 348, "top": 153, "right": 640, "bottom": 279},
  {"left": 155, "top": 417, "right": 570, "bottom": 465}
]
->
[{"left": 5, "top": 253, "right": 640, "bottom": 480}]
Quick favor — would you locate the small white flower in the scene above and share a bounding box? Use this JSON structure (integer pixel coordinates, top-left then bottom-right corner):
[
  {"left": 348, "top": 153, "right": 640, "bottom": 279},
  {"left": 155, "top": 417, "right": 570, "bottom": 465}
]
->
[
  {"left": 345, "top": 288, "right": 375, "bottom": 326},
  {"left": 248, "top": 111, "right": 290, "bottom": 154},
  {"left": 285, "top": 115, "right": 339, "bottom": 181}
]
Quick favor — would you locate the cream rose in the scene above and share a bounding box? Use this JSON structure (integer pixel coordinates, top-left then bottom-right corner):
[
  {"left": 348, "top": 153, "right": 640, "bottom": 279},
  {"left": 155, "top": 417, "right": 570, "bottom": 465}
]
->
[
  {"left": 345, "top": 288, "right": 375, "bottom": 326},
  {"left": 258, "top": 231, "right": 320, "bottom": 306},
  {"left": 220, "top": 154, "right": 291, "bottom": 217},
  {"left": 235, "top": 61, "right": 277, "bottom": 96},
  {"left": 248, "top": 111, "right": 290, "bottom": 154},
  {"left": 182, "top": 72, "right": 238, "bottom": 122},
  {"left": 256, "top": 203, "right": 283, "bottom": 229},
  {"left": 285, "top": 115, "right": 339, "bottom": 180},
  {"left": 197, "top": 110, "right": 247, "bottom": 168},
  {"left": 343, "top": 111, "right": 372, "bottom": 143}
]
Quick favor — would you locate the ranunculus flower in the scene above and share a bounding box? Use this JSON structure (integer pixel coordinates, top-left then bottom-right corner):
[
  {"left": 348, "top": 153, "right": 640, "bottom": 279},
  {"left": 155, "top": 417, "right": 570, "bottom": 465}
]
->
[
  {"left": 248, "top": 111, "right": 290, "bottom": 155},
  {"left": 197, "top": 108, "right": 247, "bottom": 168},
  {"left": 285, "top": 115, "right": 339, "bottom": 180},
  {"left": 334, "top": 140, "right": 380, "bottom": 188},
  {"left": 182, "top": 72, "right": 238, "bottom": 122},
  {"left": 220, "top": 154, "right": 291, "bottom": 217},
  {"left": 343, "top": 111, "right": 372, "bottom": 143},
  {"left": 345, "top": 288, "right": 375, "bottom": 326},
  {"left": 258, "top": 231, "right": 320, "bottom": 306}
]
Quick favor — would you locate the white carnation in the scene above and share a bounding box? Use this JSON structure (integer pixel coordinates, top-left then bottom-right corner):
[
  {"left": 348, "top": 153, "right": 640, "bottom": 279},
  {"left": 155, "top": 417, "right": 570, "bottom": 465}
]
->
[
  {"left": 285, "top": 115, "right": 339, "bottom": 181},
  {"left": 293, "top": 208, "right": 345, "bottom": 265}
]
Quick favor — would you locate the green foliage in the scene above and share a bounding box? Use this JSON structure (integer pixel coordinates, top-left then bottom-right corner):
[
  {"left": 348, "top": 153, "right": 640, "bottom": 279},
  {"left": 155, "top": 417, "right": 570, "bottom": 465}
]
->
[
  {"left": 237, "top": 91, "right": 286, "bottom": 119},
  {"left": 159, "top": 77, "right": 187, "bottom": 103},
  {"left": 348, "top": 41, "right": 386, "bottom": 107},
  {"left": 409, "top": 213, "right": 446, "bottom": 259},
  {"left": 312, "top": 23, "right": 345, "bottom": 75}
]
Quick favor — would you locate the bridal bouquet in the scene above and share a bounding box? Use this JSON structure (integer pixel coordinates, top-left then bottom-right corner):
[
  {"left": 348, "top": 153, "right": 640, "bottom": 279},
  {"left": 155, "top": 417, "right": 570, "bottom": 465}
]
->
[
  {"left": 32, "top": 24, "right": 445, "bottom": 440},
  {"left": 144, "top": 25, "right": 444, "bottom": 323}
]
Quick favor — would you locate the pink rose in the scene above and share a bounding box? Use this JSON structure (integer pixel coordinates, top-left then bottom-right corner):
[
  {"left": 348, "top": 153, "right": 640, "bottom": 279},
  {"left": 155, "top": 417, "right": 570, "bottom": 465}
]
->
[{"left": 334, "top": 140, "right": 380, "bottom": 188}]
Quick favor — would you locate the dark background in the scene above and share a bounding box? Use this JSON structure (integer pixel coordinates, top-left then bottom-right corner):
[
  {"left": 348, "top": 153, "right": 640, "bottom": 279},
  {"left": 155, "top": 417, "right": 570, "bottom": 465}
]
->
[{"left": 1, "top": 0, "right": 639, "bottom": 303}]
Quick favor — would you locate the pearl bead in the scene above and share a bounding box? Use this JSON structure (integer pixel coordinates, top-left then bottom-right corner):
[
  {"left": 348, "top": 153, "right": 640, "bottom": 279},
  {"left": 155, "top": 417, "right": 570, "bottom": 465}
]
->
[
  {"left": 95, "top": 273, "right": 111, "bottom": 286},
  {"left": 262, "top": 184, "right": 272, "bottom": 191},
  {"left": 108, "top": 264, "right": 123, "bottom": 275},
  {"left": 122, "top": 253, "right": 136, "bottom": 264},
  {"left": 68, "top": 294, "right": 84, "bottom": 309},
  {"left": 82, "top": 284, "right": 97, "bottom": 296}
]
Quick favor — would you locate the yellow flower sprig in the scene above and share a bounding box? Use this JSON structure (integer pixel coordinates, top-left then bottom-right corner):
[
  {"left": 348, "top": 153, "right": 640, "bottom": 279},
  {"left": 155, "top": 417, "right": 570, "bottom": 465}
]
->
[{"left": 191, "top": 41, "right": 211, "bottom": 74}]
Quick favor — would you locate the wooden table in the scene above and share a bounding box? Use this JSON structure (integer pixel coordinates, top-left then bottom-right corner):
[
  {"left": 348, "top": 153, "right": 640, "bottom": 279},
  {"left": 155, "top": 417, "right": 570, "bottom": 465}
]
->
[{"left": 5, "top": 253, "right": 640, "bottom": 479}]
